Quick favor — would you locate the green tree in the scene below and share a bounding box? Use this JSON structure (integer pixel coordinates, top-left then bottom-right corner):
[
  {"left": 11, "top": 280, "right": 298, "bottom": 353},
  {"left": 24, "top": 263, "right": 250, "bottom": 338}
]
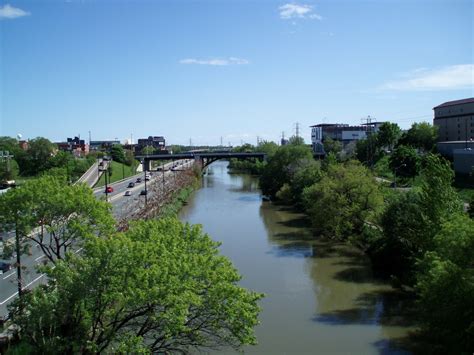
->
[
  {"left": 9, "top": 218, "right": 263, "bottom": 354},
  {"left": 24, "top": 137, "right": 57, "bottom": 175},
  {"left": 323, "top": 137, "right": 342, "bottom": 156},
  {"left": 377, "top": 122, "right": 401, "bottom": 150},
  {"left": 416, "top": 213, "right": 474, "bottom": 352},
  {"left": 141, "top": 145, "right": 155, "bottom": 155},
  {"left": 302, "top": 161, "right": 384, "bottom": 239},
  {"left": 376, "top": 154, "right": 461, "bottom": 281},
  {"left": 259, "top": 144, "right": 313, "bottom": 198},
  {"left": 398, "top": 122, "right": 438, "bottom": 152},
  {"left": 355, "top": 134, "right": 380, "bottom": 166},
  {"left": 290, "top": 161, "right": 322, "bottom": 206},
  {"left": 0, "top": 175, "right": 114, "bottom": 264},
  {"left": 110, "top": 144, "right": 126, "bottom": 164},
  {"left": 0, "top": 158, "right": 19, "bottom": 182},
  {"left": 388, "top": 145, "right": 420, "bottom": 179},
  {"left": 288, "top": 135, "right": 305, "bottom": 145}
]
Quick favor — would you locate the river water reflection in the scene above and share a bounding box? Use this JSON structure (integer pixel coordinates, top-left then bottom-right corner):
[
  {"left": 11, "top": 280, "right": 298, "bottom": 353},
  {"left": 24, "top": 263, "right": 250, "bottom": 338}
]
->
[{"left": 179, "top": 161, "right": 416, "bottom": 354}]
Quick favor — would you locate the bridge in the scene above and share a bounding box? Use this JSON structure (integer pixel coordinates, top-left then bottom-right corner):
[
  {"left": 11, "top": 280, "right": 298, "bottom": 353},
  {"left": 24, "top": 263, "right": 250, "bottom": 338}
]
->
[{"left": 135, "top": 152, "right": 267, "bottom": 170}]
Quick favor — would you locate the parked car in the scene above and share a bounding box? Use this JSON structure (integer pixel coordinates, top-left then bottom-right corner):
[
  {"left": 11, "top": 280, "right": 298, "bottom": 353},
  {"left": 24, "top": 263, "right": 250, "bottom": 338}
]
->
[
  {"left": 127, "top": 182, "right": 135, "bottom": 188},
  {"left": 136, "top": 178, "right": 142, "bottom": 183},
  {"left": 105, "top": 186, "right": 114, "bottom": 193},
  {"left": 140, "top": 190, "right": 147, "bottom": 196},
  {"left": 0, "top": 262, "right": 12, "bottom": 273},
  {"left": 145, "top": 176, "right": 151, "bottom": 181},
  {"left": 124, "top": 190, "right": 132, "bottom": 196}
]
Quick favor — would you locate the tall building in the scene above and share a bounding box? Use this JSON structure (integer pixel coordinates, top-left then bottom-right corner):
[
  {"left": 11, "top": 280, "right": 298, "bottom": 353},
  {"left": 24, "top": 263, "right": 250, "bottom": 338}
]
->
[
  {"left": 136, "top": 136, "right": 166, "bottom": 152},
  {"left": 433, "top": 98, "right": 474, "bottom": 142}
]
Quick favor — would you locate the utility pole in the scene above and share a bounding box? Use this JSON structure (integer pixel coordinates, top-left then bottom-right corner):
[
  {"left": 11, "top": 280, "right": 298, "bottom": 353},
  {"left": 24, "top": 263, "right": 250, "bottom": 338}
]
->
[
  {"left": 295, "top": 122, "right": 300, "bottom": 138},
  {"left": 88, "top": 131, "right": 91, "bottom": 145},
  {"left": 220, "top": 136, "right": 223, "bottom": 147},
  {"left": 189, "top": 138, "right": 192, "bottom": 148}
]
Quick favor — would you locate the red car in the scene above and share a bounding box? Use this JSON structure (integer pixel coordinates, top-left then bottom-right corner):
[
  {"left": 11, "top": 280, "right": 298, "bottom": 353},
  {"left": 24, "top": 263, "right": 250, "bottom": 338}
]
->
[{"left": 105, "top": 186, "right": 114, "bottom": 193}]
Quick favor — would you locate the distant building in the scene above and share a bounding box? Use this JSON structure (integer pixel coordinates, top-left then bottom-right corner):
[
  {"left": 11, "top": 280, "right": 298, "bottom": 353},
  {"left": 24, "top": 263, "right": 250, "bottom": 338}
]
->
[
  {"left": 136, "top": 136, "right": 166, "bottom": 152},
  {"left": 310, "top": 122, "right": 383, "bottom": 154},
  {"left": 90, "top": 140, "right": 120, "bottom": 152},
  {"left": 56, "top": 136, "right": 89, "bottom": 157},
  {"left": 433, "top": 98, "right": 474, "bottom": 142}
]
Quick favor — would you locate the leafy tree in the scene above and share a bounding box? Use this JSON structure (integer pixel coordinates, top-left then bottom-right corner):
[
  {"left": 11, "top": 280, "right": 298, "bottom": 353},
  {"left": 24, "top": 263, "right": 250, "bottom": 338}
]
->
[
  {"left": 377, "top": 122, "right": 401, "bottom": 150},
  {"left": 388, "top": 145, "right": 420, "bottom": 179},
  {"left": 23, "top": 137, "right": 57, "bottom": 175},
  {"left": 416, "top": 213, "right": 474, "bottom": 352},
  {"left": 259, "top": 144, "right": 313, "bottom": 198},
  {"left": 288, "top": 135, "right": 305, "bottom": 145},
  {"left": 0, "top": 158, "right": 19, "bottom": 181},
  {"left": 141, "top": 145, "right": 155, "bottom": 155},
  {"left": 355, "top": 134, "right": 380, "bottom": 166},
  {"left": 9, "top": 218, "right": 263, "bottom": 353},
  {"left": 376, "top": 154, "right": 461, "bottom": 281},
  {"left": 302, "top": 161, "right": 384, "bottom": 239},
  {"left": 110, "top": 144, "right": 126, "bottom": 164},
  {"left": 290, "top": 161, "right": 322, "bottom": 206},
  {"left": 323, "top": 137, "right": 342, "bottom": 156},
  {"left": 398, "top": 122, "right": 438, "bottom": 152},
  {"left": 0, "top": 175, "right": 114, "bottom": 264}
]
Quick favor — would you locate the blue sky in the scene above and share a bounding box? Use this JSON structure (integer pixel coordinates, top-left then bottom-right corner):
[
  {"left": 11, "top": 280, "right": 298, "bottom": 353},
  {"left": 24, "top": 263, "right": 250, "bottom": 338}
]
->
[{"left": 1, "top": 0, "right": 473, "bottom": 145}]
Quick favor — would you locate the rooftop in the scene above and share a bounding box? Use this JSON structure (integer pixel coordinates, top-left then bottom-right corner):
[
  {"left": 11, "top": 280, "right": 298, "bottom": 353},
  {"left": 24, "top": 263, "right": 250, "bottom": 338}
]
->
[{"left": 433, "top": 97, "right": 474, "bottom": 109}]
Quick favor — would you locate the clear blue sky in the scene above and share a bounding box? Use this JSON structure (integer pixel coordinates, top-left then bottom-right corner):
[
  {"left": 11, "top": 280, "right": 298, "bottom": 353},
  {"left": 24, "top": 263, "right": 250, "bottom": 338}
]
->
[{"left": 1, "top": 0, "right": 473, "bottom": 145}]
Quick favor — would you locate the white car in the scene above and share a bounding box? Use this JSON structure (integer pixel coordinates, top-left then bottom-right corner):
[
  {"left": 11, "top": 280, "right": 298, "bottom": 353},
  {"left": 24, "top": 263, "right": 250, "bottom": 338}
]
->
[{"left": 124, "top": 190, "right": 132, "bottom": 196}]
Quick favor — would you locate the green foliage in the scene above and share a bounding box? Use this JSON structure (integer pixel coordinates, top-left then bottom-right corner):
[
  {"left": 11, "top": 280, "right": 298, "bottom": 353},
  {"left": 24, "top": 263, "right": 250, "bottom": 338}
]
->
[
  {"left": 323, "top": 137, "right": 342, "bottom": 156},
  {"left": 9, "top": 218, "right": 263, "bottom": 353},
  {"left": 22, "top": 137, "right": 57, "bottom": 175},
  {"left": 228, "top": 141, "right": 278, "bottom": 174},
  {"left": 288, "top": 135, "right": 305, "bottom": 145},
  {"left": 377, "top": 122, "right": 401, "bottom": 150},
  {"left": 141, "top": 145, "right": 156, "bottom": 155},
  {"left": 416, "top": 213, "right": 474, "bottom": 352},
  {"left": 372, "top": 154, "right": 393, "bottom": 179},
  {"left": 398, "top": 122, "right": 438, "bottom": 152},
  {"left": 259, "top": 144, "right": 313, "bottom": 198},
  {"left": 388, "top": 145, "right": 420, "bottom": 179},
  {"left": 110, "top": 144, "right": 126, "bottom": 164},
  {"left": 290, "top": 161, "right": 322, "bottom": 206},
  {"left": 355, "top": 134, "right": 380, "bottom": 166},
  {"left": 0, "top": 159, "right": 19, "bottom": 182},
  {"left": 0, "top": 175, "right": 114, "bottom": 263},
  {"left": 375, "top": 154, "right": 461, "bottom": 282},
  {"left": 302, "top": 161, "right": 384, "bottom": 239}
]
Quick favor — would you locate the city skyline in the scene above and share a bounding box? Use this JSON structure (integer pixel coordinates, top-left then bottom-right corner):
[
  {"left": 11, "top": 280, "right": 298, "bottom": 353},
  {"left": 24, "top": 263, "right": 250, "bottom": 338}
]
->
[{"left": 1, "top": 0, "right": 473, "bottom": 145}]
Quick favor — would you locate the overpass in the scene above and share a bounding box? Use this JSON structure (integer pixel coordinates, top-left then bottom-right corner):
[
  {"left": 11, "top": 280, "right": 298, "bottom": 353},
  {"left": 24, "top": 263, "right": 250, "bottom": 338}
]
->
[{"left": 135, "top": 152, "right": 266, "bottom": 170}]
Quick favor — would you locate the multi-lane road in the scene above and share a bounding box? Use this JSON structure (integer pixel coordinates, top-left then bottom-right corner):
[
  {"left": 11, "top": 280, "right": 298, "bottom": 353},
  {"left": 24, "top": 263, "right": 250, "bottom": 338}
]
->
[{"left": 0, "top": 159, "right": 193, "bottom": 318}]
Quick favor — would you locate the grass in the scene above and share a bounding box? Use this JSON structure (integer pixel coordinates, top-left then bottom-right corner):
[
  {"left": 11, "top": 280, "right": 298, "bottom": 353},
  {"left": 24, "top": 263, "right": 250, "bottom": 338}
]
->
[{"left": 95, "top": 161, "right": 139, "bottom": 188}]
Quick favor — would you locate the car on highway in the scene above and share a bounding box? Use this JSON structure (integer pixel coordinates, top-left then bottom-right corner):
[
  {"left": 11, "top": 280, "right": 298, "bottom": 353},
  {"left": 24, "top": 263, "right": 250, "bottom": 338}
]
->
[
  {"left": 145, "top": 176, "right": 151, "bottom": 181},
  {"left": 0, "top": 262, "right": 12, "bottom": 273},
  {"left": 136, "top": 178, "right": 142, "bottom": 183},
  {"left": 124, "top": 190, "right": 132, "bottom": 196},
  {"left": 127, "top": 182, "right": 135, "bottom": 188},
  {"left": 105, "top": 186, "right": 114, "bottom": 193},
  {"left": 140, "top": 190, "right": 147, "bottom": 196}
]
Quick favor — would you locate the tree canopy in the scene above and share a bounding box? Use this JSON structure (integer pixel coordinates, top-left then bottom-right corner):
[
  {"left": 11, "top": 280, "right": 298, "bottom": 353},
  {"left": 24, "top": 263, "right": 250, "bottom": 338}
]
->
[{"left": 9, "top": 218, "right": 263, "bottom": 354}]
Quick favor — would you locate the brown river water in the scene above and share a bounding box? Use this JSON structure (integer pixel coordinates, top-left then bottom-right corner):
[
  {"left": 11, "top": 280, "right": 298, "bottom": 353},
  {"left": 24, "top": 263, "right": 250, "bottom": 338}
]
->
[{"left": 179, "top": 161, "right": 417, "bottom": 354}]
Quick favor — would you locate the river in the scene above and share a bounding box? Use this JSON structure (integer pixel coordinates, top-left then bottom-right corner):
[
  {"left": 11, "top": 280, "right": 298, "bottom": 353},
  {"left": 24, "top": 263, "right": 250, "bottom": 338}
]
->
[{"left": 179, "top": 161, "right": 416, "bottom": 354}]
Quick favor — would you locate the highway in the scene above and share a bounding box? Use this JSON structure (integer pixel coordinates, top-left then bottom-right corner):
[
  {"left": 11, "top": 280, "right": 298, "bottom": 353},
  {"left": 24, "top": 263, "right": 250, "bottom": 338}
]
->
[{"left": 0, "top": 159, "right": 193, "bottom": 318}]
